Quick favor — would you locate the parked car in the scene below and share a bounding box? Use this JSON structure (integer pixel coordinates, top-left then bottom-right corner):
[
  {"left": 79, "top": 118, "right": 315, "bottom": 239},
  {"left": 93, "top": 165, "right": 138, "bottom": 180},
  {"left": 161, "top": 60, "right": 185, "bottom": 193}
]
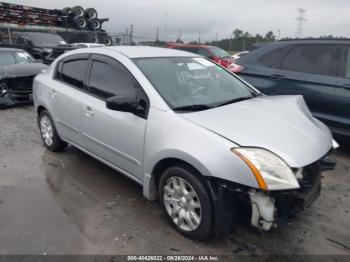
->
[
  {"left": 0, "top": 32, "right": 77, "bottom": 64},
  {"left": 33, "top": 46, "right": 337, "bottom": 240},
  {"left": 72, "top": 43, "right": 105, "bottom": 48},
  {"left": 0, "top": 48, "right": 47, "bottom": 109},
  {"left": 231, "top": 51, "right": 249, "bottom": 61},
  {"left": 167, "top": 43, "right": 234, "bottom": 68},
  {"left": 230, "top": 39, "right": 350, "bottom": 142}
]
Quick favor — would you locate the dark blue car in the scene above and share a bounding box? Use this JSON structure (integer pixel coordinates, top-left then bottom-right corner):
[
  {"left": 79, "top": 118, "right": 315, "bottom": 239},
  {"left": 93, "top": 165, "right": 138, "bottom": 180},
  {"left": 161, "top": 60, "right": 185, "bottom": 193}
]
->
[{"left": 234, "top": 39, "right": 350, "bottom": 142}]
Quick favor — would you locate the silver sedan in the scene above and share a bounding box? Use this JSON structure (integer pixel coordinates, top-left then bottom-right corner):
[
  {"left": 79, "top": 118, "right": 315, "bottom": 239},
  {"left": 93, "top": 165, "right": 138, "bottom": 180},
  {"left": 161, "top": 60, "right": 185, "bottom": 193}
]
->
[{"left": 33, "top": 46, "right": 337, "bottom": 240}]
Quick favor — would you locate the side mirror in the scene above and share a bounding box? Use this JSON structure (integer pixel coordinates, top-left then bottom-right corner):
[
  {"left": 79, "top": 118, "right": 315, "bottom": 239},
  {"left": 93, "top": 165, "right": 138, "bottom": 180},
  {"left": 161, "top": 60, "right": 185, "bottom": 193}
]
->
[{"left": 106, "top": 93, "right": 137, "bottom": 113}]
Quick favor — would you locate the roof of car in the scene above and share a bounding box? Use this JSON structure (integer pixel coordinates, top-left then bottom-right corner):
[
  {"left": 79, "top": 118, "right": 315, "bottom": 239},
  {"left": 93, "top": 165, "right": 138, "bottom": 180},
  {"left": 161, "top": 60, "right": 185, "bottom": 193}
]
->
[
  {"left": 0, "top": 47, "right": 24, "bottom": 52},
  {"left": 104, "top": 46, "right": 198, "bottom": 58}
]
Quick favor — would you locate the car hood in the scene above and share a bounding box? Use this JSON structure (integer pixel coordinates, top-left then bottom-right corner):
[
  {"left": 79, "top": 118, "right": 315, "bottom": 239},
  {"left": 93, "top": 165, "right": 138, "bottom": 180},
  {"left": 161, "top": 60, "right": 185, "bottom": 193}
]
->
[{"left": 181, "top": 95, "right": 333, "bottom": 168}]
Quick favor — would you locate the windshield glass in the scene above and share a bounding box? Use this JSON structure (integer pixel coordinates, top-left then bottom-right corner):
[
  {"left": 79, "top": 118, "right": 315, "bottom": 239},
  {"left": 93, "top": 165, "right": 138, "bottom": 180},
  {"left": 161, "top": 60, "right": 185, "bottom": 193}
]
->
[
  {"left": 208, "top": 47, "right": 229, "bottom": 58},
  {"left": 0, "top": 52, "right": 16, "bottom": 66},
  {"left": 30, "top": 33, "right": 67, "bottom": 46},
  {"left": 14, "top": 52, "right": 35, "bottom": 63},
  {"left": 134, "top": 57, "right": 257, "bottom": 110}
]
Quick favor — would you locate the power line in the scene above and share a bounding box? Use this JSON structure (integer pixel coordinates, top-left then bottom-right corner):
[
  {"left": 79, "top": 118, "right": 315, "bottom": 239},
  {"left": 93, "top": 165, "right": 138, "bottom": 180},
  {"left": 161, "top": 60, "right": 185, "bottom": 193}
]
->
[{"left": 295, "top": 8, "right": 306, "bottom": 38}]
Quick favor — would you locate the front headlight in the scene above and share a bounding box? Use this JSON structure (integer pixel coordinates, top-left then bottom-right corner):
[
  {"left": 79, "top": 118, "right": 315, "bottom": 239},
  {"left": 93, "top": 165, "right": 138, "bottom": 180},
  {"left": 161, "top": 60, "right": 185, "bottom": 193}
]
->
[
  {"left": 232, "top": 147, "right": 300, "bottom": 191},
  {"left": 43, "top": 48, "right": 53, "bottom": 54}
]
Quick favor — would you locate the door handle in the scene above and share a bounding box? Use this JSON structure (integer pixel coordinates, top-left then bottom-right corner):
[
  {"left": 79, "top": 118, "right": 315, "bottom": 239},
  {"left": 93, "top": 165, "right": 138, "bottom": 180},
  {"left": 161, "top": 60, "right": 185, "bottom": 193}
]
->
[
  {"left": 270, "top": 74, "right": 286, "bottom": 80},
  {"left": 342, "top": 84, "right": 350, "bottom": 90},
  {"left": 83, "top": 106, "right": 94, "bottom": 117},
  {"left": 49, "top": 89, "right": 57, "bottom": 98}
]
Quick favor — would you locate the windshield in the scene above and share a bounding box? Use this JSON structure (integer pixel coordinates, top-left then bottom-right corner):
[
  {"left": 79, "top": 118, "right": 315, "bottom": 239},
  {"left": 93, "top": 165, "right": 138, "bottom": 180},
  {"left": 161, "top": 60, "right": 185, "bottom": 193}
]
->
[
  {"left": 30, "top": 33, "right": 67, "bottom": 46},
  {"left": 0, "top": 52, "right": 16, "bottom": 66},
  {"left": 14, "top": 52, "right": 35, "bottom": 63},
  {"left": 208, "top": 47, "right": 229, "bottom": 58},
  {"left": 134, "top": 57, "right": 257, "bottom": 111}
]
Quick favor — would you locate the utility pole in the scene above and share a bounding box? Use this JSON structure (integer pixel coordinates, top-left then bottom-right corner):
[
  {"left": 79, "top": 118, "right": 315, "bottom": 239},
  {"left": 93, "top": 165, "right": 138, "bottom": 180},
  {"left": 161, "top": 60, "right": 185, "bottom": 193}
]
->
[
  {"left": 198, "top": 30, "right": 201, "bottom": 44},
  {"left": 164, "top": 12, "right": 168, "bottom": 42},
  {"left": 156, "top": 27, "right": 159, "bottom": 41},
  {"left": 125, "top": 28, "right": 129, "bottom": 44},
  {"left": 179, "top": 29, "right": 182, "bottom": 41},
  {"left": 130, "top": 24, "right": 134, "bottom": 44},
  {"left": 215, "top": 32, "right": 218, "bottom": 46},
  {"left": 277, "top": 29, "right": 281, "bottom": 40},
  {"left": 295, "top": 8, "right": 306, "bottom": 38}
]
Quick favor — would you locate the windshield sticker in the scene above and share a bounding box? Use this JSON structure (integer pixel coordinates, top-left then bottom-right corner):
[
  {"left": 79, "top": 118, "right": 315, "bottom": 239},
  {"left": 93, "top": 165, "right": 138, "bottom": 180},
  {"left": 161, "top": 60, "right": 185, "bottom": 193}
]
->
[
  {"left": 193, "top": 57, "right": 215, "bottom": 67},
  {"left": 187, "top": 62, "right": 205, "bottom": 70}
]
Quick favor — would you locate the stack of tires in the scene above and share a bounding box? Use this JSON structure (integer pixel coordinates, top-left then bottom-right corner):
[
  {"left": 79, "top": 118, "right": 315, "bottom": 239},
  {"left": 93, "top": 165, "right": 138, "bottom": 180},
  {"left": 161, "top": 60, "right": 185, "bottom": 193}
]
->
[
  {"left": 61, "top": 6, "right": 101, "bottom": 31},
  {"left": 60, "top": 6, "right": 113, "bottom": 45}
]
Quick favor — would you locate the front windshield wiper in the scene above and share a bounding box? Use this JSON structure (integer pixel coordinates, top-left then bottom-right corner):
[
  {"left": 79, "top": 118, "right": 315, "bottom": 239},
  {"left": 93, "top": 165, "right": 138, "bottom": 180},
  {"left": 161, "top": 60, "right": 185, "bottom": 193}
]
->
[
  {"left": 173, "top": 104, "right": 213, "bottom": 112},
  {"left": 217, "top": 96, "right": 253, "bottom": 107}
]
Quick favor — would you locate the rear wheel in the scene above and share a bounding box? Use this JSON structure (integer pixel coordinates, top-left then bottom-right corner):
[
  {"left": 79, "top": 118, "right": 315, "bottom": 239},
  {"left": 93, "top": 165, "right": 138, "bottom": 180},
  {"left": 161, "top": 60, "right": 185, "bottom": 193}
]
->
[
  {"left": 159, "top": 165, "right": 214, "bottom": 240},
  {"left": 38, "top": 110, "right": 67, "bottom": 152}
]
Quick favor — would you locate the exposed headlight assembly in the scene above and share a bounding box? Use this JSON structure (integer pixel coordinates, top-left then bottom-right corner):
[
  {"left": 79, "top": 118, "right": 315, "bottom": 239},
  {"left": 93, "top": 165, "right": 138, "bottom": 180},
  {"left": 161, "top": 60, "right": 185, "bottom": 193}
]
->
[
  {"left": 43, "top": 48, "right": 53, "bottom": 54},
  {"left": 232, "top": 147, "right": 300, "bottom": 191}
]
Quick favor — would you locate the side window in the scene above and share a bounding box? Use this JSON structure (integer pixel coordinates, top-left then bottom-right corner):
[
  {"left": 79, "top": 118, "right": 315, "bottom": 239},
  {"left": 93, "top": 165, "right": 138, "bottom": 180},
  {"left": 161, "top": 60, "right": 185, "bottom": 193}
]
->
[
  {"left": 88, "top": 59, "right": 137, "bottom": 100},
  {"left": 16, "top": 35, "right": 25, "bottom": 45},
  {"left": 340, "top": 47, "right": 350, "bottom": 78},
  {"left": 198, "top": 48, "right": 211, "bottom": 58},
  {"left": 56, "top": 59, "right": 88, "bottom": 89},
  {"left": 280, "top": 45, "right": 335, "bottom": 75},
  {"left": 259, "top": 46, "right": 290, "bottom": 68}
]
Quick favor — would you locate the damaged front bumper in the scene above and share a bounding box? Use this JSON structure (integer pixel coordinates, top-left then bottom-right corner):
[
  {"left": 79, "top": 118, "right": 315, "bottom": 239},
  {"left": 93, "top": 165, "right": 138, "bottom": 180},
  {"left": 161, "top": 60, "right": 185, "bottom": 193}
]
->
[
  {"left": 0, "top": 63, "right": 47, "bottom": 109},
  {"left": 207, "top": 154, "right": 336, "bottom": 234}
]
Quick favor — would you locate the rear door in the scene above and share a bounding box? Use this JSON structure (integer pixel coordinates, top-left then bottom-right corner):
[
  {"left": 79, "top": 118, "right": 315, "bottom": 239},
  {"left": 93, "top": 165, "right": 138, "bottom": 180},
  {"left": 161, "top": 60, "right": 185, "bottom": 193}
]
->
[
  {"left": 264, "top": 44, "right": 338, "bottom": 126},
  {"left": 80, "top": 54, "right": 148, "bottom": 181},
  {"left": 333, "top": 45, "right": 350, "bottom": 137}
]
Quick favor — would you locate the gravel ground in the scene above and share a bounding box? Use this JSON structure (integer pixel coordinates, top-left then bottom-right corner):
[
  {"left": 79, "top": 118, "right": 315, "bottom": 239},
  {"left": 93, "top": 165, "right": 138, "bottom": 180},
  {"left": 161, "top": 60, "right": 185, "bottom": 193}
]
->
[{"left": 0, "top": 106, "right": 349, "bottom": 256}]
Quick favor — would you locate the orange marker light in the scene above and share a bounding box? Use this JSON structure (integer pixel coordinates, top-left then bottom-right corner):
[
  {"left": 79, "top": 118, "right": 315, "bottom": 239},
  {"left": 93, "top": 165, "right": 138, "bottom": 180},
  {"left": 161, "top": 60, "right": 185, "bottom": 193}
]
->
[{"left": 232, "top": 149, "right": 268, "bottom": 191}]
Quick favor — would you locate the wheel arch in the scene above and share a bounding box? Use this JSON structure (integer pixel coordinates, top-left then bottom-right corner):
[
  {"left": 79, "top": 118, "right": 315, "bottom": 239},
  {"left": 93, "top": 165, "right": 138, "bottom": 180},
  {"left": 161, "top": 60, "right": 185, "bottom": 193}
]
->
[{"left": 143, "top": 154, "right": 212, "bottom": 201}]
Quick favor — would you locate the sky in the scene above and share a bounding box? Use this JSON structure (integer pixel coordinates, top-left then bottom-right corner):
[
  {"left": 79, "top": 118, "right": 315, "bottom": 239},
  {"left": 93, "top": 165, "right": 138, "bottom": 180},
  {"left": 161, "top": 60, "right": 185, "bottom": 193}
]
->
[{"left": 7, "top": 0, "right": 350, "bottom": 42}]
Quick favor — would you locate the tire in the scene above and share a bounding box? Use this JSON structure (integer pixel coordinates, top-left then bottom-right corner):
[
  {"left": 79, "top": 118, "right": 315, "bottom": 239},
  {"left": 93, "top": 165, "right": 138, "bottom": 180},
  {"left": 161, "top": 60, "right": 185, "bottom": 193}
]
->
[
  {"left": 159, "top": 165, "right": 214, "bottom": 240},
  {"left": 73, "top": 16, "right": 88, "bottom": 29},
  {"left": 72, "top": 6, "right": 84, "bottom": 17},
  {"left": 102, "top": 36, "right": 113, "bottom": 46},
  {"left": 85, "top": 8, "right": 98, "bottom": 19},
  {"left": 61, "top": 7, "right": 72, "bottom": 15},
  {"left": 89, "top": 18, "right": 101, "bottom": 30},
  {"left": 38, "top": 110, "right": 67, "bottom": 152}
]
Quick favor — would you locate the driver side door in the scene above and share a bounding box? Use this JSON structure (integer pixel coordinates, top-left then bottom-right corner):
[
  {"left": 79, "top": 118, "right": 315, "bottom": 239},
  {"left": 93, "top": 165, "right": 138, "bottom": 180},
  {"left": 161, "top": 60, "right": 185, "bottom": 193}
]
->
[{"left": 80, "top": 54, "right": 148, "bottom": 181}]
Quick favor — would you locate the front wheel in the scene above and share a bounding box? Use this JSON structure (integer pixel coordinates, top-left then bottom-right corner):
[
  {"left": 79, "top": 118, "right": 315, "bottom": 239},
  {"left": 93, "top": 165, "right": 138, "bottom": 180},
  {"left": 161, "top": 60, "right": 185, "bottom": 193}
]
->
[{"left": 159, "top": 165, "right": 214, "bottom": 240}]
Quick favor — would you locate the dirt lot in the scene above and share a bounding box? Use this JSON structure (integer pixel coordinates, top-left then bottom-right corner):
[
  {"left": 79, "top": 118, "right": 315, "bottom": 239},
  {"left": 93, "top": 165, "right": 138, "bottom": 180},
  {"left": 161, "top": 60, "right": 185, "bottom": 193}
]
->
[{"left": 0, "top": 106, "right": 349, "bottom": 255}]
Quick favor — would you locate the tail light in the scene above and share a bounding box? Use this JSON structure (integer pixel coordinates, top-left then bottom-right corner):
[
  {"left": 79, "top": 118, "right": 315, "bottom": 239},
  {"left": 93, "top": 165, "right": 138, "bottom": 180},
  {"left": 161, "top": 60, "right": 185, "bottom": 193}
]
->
[{"left": 228, "top": 63, "right": 245, "bottom": 73}]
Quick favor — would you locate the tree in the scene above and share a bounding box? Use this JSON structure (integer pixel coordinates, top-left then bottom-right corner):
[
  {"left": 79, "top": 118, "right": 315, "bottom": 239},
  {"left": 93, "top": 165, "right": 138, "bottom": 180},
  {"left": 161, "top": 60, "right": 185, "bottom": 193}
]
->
[
  {"left": 233, "top": 28, "right": 243, "bottom": 38},
  {"left": 264, "top": 31, "right": 276, "bottom": 41}
]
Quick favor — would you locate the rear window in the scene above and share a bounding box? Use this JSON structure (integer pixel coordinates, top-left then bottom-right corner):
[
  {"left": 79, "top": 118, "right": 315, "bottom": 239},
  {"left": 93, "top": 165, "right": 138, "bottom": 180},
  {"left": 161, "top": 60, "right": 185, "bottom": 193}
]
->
[{"left": 280, "top": 45, "right": 335, "bottom": 75}]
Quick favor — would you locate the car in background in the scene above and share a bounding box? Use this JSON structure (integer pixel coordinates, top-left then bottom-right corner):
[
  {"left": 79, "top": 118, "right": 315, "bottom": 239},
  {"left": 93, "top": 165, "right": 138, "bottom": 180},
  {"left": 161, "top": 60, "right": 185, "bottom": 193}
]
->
[
  {"left": 72, "top": 43, "right": 105, "bottom": 48},
  {"left": 231, "top": 51, "right": 249, "bottom": 61},
  {"left": 0, "top": 32, "right": 77, "bottom": 64},
  {"left": 0, "top": 48, "right": 47, "bottom": 109},
  {"left": 167, "top": 43, "right": 234, "bottom": 68},
  {"left": 231, "top": 39, "right": 350, "bottom": 142},
  {"left": 34, "top": 46, "right": 336, "bottom": 239}
]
